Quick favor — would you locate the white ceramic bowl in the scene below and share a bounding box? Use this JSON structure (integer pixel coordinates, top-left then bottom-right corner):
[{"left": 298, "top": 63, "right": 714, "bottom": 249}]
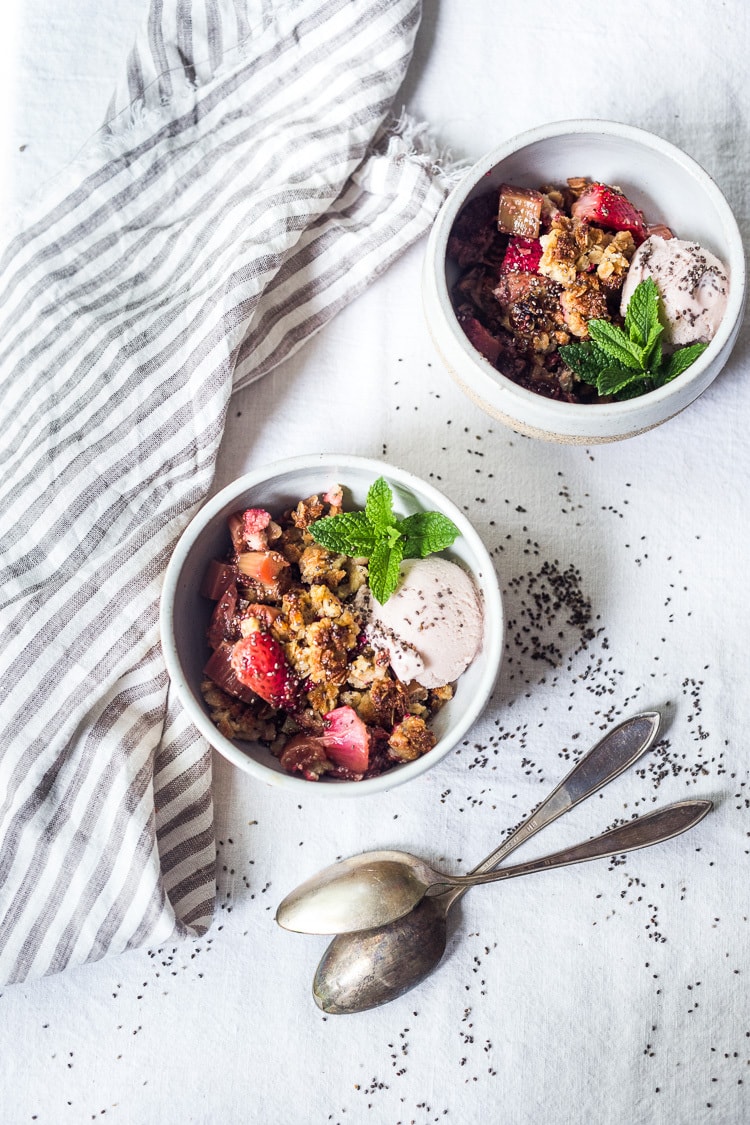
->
[
  {"left": 160, "top": 454, "right": 504, "bottom": 796},
  {"left": 423, "top": 119, "right": 746, "bottom": 443}
]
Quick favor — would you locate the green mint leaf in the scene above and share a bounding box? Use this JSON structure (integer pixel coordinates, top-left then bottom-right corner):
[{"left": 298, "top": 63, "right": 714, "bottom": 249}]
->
[
  {"left": 365, "top": 477, "right": 395, "bottom": 533},
  {"left": 615, "top": 378, "right": 654, "bottom": 401},
  {"left": 624, "top": 277, "right": 660, "bottom": 348},
  {"left": 588, "top": 319, "right": 645, "bottom": 371},
  {"left": 368, "top": 536, "right": 404, "bottom": 604},
  {"left": 312, "top": 477, "right": 465, "bottom": 603},
  {"left": 559, "top": 341, "right": 611, "bottom": 385},
  {"left": 596, "top": 366, "right": 643, "bottom": 397},
  {"left": 309, "top": 511, "right": 378, "bottom": 556},
  {"left": 566, "top": 278, "right": 704, "bottom": 402},
  {"left": 658, "top": 342, "right": 709, "bottom": 384},
  {"left": 641, "top": 320, "right": 664, "bottom": 372},
  {"left": 398, "top": 512, "right": 460, "bottom": 559}
]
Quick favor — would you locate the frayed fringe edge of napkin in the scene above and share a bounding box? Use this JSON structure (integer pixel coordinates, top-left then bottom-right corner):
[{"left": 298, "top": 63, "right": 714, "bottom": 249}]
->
[{"left": 379, "top": 108, "right": 471, "bottom": 189}]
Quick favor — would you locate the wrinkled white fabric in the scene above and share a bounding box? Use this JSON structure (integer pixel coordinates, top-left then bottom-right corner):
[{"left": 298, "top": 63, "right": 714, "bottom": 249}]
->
[
  {"left": 0, "top": 0, "right": 457, "bottom": 986},
  {"left": 1, "top": 2, "right": 749, "bottom": 1124}
]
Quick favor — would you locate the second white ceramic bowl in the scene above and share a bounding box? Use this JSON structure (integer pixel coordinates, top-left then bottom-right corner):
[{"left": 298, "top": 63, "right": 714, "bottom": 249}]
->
[
  {"left": 160, "top": 454, "right": 504, "bottom": 796},
  {"left": 423, "top": 119, "right": 745, "bottom": 443}
]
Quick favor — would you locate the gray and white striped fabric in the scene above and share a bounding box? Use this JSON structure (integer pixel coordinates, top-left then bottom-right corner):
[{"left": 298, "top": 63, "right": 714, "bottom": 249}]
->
[{"left": 0, "top": 0, "right": 455, "bottom": 983}]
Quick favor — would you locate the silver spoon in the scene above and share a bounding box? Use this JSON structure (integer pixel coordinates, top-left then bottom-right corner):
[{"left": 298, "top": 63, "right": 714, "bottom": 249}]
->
[
  {"left": 313, "top": 798, "right": 712, "bottom": 1014},
  {"left": 277, "top": 712, "right": 661, "bottom": 935}
]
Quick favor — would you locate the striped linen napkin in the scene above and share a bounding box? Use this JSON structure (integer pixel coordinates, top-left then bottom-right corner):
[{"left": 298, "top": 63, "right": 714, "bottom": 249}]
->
[{"left": 0, "top": 0, "right": 458, "bottom": 984}]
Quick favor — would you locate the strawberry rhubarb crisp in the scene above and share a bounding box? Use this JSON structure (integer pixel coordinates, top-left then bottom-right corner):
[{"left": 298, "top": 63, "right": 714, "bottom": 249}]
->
[
  {"left": 448, "top": 178, "right": 728, "bottom": 402},
  {"left": 200, "top": 486, "right": 466, "bottom": 782}
]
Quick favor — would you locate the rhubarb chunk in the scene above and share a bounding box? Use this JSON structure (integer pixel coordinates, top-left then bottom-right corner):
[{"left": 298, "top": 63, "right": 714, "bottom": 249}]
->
[
  {"left": 237, "top": 549, "right": 290, "bottom": 585},
  {"left": 498, "top": 184, "right": 544, "bottom": 239},
  {"left": 321, "top": 705, "right": 370, "bottom": 773},
  {"left": 201, "top": 559, "right": 240, "bottom": 601},
  {"left": 279, "top": 734, "right": 332, "bottom": 781},
  {"left": 456, "top": 314, "right": 501, "bottom": 365},
  {"left": 236, "top": 549, "right": 292, "bottom": 600},
  {"left": 207, "top": 584, "right": 238, "bottom": 650}
]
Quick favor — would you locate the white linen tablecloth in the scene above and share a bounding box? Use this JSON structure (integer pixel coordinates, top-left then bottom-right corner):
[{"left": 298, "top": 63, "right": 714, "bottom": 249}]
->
[{"left": 1, "top": 2, "right": 749, "bottom": 1123}]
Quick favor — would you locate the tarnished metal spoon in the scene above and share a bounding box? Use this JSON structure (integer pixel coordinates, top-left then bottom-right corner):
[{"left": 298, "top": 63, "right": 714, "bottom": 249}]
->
[
  {"left": 277, "top": 712, "right": 661, "bottom": 935},
  {"left": 313, "top": 798, "right": 712, "bottom": 1014}
]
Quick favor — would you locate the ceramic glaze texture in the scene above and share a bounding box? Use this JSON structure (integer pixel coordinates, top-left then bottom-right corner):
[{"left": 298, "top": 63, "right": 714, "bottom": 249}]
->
[
  {"left": 423, "top": 120, "right": 745, "bottom": 443},
  {"left": 160, "top": 454, "right": 504, "bottom": 796}
]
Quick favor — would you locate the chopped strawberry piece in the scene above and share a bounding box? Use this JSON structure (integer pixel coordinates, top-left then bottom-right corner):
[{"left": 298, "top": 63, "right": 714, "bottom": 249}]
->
[
  {"left": 230, "top": 632, "right": 300, "bottom": 709},
  {"left": 242, "top": 508, "right": 272, "bottom": 550},
  {"left": 500, "top": 236, "right": 542, "bottom": 275},
  {"left": 236, "top": 550, "right": 290, "bottom": 587},
  {"left": 498, "top": 184, "right": 544, "bottom": 239},
  {"left": 571, "top": 182, "right": 647, "bottom": 243},
  {"left": 323, "top": 485, "right": 343, "bottom": 512},
  {"left": 321, "top": 705, "right": 371, "bottom": 773}
]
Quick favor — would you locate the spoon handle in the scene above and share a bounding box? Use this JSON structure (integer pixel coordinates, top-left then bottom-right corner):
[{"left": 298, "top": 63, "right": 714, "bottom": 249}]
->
[
  {"left": 457, "top": 712, "right": 660, "bottom": 890},
  {"left": 429, "top": 799, "right": 712, "bottom": 890}
]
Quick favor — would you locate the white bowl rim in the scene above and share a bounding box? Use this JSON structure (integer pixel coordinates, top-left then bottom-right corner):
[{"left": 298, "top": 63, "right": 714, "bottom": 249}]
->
[
  {"left": 427, "top": 117, "right": 746, "bottom": 423},
  {"left": 160, "top": 452, "right": 504, "bottom": 797}
]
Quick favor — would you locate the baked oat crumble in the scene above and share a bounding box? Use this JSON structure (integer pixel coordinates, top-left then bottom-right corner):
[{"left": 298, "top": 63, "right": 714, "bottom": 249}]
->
[{"left": 448, "top": 177, "right": 647, "bottom": 402}]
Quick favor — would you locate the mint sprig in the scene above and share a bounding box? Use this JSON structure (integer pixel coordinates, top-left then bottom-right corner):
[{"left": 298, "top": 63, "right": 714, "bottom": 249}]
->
[
  {"left": 559, "top": 277, "right": 708, "bottom": 400},
  {"left": 309, "top": 477, "right": 460, "bottom": 604}
]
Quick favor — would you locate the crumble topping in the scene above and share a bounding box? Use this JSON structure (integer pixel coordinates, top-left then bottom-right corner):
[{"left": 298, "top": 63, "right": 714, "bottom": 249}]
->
[
  {"left": 200, "top": 491, "right": 455, "bottom": 781},
  {"left": 447, "top": 176, "right": 644, "bottom": 402}
]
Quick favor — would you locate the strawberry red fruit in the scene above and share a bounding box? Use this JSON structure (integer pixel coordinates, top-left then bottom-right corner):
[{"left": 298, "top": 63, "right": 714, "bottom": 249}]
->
[
  {"left": 230, "top": 632, "right": 300, "bottom": 709},
  {"left": 242, "top": 507, "right": 272, "bottom": 549},
  {"left": 500, "top": 236, "right": 543, "bottom": 275},
  {"left": 321, "top": 705, "right": 371, "bottom": 773},
  {"left": 571, "top": 182, "right": 647, "bottom": 243}
]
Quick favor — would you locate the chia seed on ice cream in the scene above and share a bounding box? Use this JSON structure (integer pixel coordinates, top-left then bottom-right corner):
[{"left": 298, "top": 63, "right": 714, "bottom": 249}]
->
[
  {"left": 365, "top": 556, "right": 483, "bottom": 689},
  {"left": 620, "top": 235, "right": 729, "bottom": 346}
]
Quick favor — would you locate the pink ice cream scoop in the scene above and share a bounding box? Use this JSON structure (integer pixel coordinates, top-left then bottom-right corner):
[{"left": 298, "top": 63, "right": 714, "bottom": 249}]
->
[
  {"left": 620, "top": 235, "right": 729, "bottom": 346},
  {"left": 366, "top": 556, "right": 483, "bottom": 689}
]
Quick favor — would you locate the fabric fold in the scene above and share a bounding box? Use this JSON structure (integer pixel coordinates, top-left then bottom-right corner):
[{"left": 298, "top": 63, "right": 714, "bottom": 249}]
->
[{"left": 0, "top": 0, "right": 459, "bottom": 983}]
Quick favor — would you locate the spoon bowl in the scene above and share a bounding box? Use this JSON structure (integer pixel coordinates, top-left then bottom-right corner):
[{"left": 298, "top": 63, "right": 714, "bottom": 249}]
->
[
  {"left": 278, "top": 851, "right": 437, "bottom": 935},
  {"left": 313, "top": 896, "right": 449, "bottom": 1015}
]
